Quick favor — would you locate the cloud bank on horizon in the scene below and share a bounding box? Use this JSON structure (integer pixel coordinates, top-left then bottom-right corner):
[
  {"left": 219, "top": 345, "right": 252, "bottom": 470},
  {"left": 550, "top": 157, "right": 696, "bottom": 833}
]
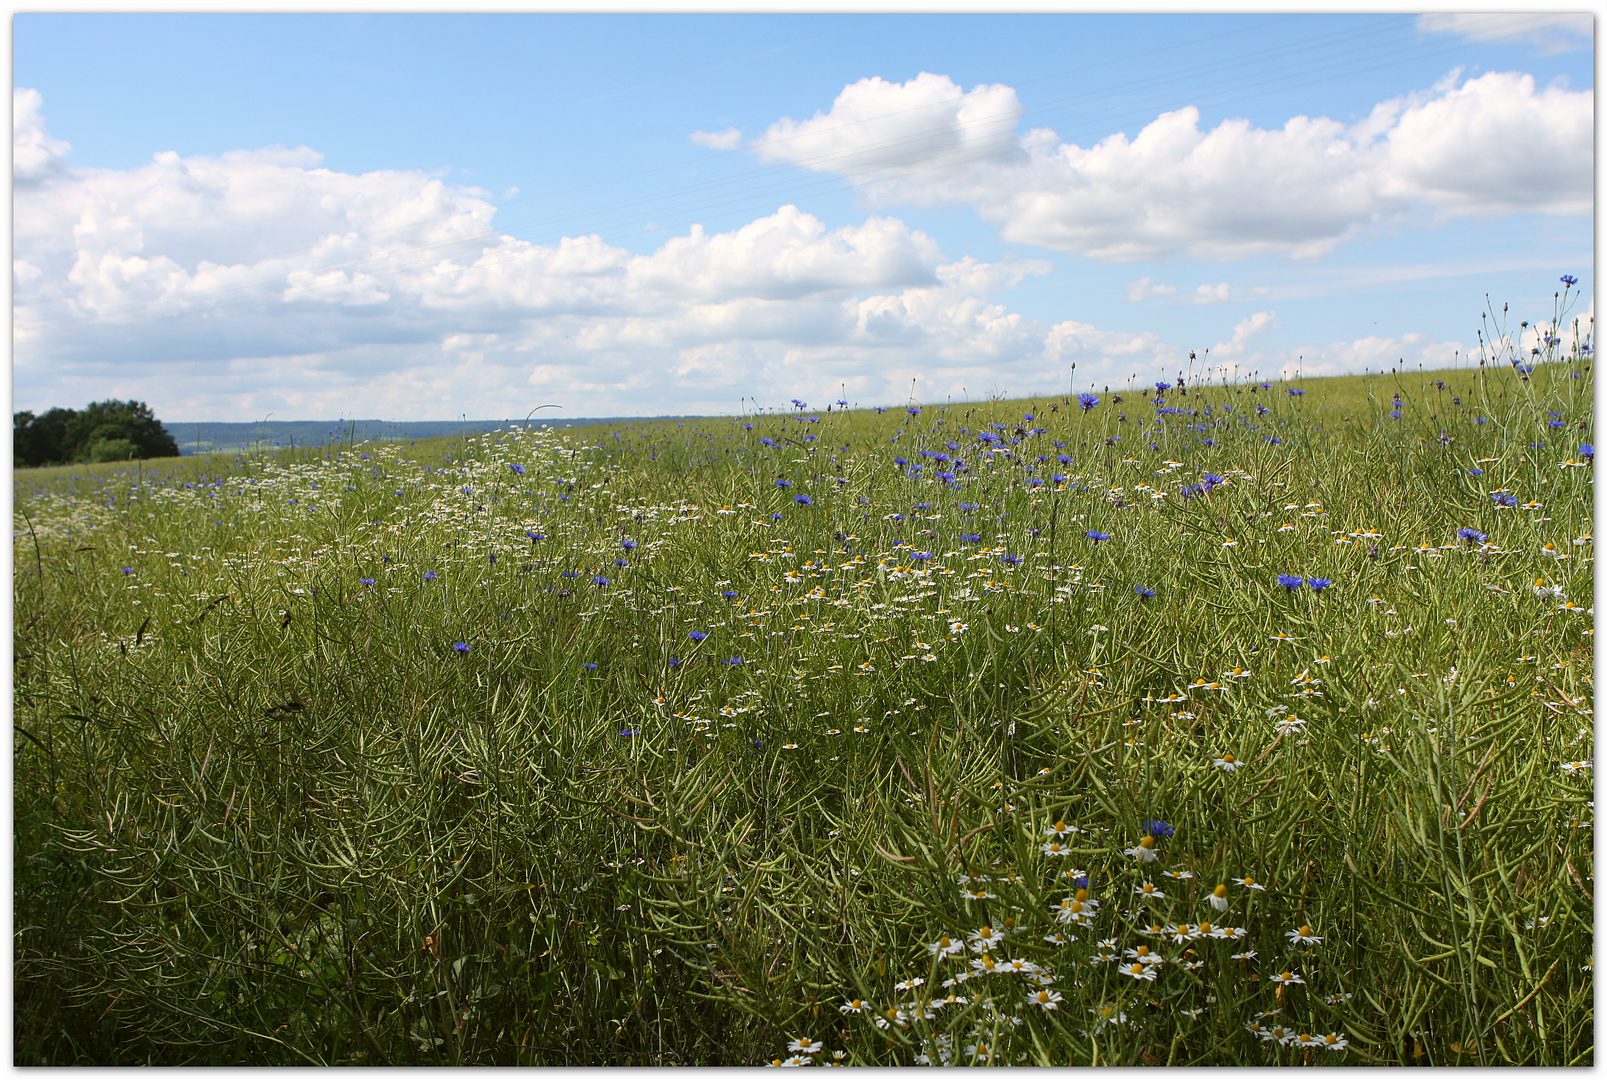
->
[{"left": 13, "top": 56, "right": 1592, "bottom": 422}]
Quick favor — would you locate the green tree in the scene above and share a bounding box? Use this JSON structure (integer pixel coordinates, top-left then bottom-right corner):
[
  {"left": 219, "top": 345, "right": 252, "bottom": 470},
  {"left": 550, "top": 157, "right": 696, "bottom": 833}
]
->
[
  {"left": 61, "top": 400, "right": 180, "bottom": 463},
  {"left": 13, "top": 407, "right": 77, "bottom": 468}
]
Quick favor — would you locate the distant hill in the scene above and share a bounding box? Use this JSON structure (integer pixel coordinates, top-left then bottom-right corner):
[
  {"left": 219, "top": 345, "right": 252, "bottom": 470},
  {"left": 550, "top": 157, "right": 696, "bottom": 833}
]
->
[{"left": 161, "top": 416, "right": 681, "bottom": 456}]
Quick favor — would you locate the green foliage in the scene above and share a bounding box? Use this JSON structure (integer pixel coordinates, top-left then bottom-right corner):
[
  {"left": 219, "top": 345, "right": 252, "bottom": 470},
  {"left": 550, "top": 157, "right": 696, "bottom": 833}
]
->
[
  {"left": 14, "top": 399, "right": 180, "bottom": 467},
  {"left": 13, "top": 407, "right": 77, "bottom": 468},
  {"left": 12, "top": 343, "right": 1594, "bottom": 1064},
  {"left": 86, "top": 438, "right": 139, "bottom": 463}
]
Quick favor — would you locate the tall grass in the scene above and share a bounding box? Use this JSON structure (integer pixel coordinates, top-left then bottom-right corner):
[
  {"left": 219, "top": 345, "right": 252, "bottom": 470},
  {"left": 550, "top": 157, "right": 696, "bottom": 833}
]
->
[{"left": 14, "top": 323, "right": 1593, "bottom": 1064}]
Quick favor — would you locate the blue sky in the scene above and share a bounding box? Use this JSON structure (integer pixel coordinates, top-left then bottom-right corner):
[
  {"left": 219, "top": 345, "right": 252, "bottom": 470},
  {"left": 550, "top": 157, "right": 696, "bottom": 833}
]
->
[{"left": 13, "top": 13, "right": 1594, "bottom": 421}]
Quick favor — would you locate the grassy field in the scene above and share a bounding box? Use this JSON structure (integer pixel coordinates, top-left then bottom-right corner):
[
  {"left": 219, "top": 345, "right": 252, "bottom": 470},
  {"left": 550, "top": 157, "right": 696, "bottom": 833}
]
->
[{"left": 13, "top": 337, "right": 1594, "bottom": 1064}]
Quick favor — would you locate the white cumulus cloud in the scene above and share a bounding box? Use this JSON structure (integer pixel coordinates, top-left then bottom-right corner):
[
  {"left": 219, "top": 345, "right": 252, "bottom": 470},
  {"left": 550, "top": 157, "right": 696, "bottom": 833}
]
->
[
  {"left": 690, "top": 126, "right": 743, "bottom": 150},
  {"left": 14, "top": 88, "right": 1525, "bottom": 422},
  {"left": 14, "top": 88, "right": 71, "bottom": 183},
  {"left": 755, "top": 69, "right": 1592, "bottom": 261},
  {"left": 1125, "top": 277, "right": 1176, "bottom": 302},
  {"left": 1192, "top": 283, "right": 1233, "bottom": 305}
]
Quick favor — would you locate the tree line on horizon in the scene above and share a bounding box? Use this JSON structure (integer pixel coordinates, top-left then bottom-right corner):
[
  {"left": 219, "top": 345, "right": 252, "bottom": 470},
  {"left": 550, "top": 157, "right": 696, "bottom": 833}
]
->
[{"left": 13, "top": 400, "right": 180, "bottom": 468}]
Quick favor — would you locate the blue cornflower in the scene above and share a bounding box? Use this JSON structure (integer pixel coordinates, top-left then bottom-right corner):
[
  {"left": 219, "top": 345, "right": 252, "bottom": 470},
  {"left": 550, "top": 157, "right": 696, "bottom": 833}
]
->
[
  {"left": 1562, "top": 274, "right": 1578, "bottom": 287},
  {"left": 1582, "top": 443, "right": 1594, "bottom": 462},
  {"left": 723, "top": 657, "right": 744, "bottom": 666},
  {"left": 1277, "top": 573, "right": 1304, "bottom": 591},
  {"left": 561, "top": 570, "right": 579, "bottom": 578},
  {"left": 1308, "top": 577, "right": 1333, "bottom": 591},
  {"left": 910, "top": 551, "right": 931, "bottom": 561},
  {"left": 622, "top": 538, "right": 638, "bottom": 550},
  {"left": 961, "top": 533, "right": 982, "bottom": 543},
  {"left": 771, "top": 512, "right": 784, "bottom": 521},
  {"left": 508, "top": 463, "right": 525, "bottom": 476},
  {"left": 614, "top": 558, "right": 629, "bottom": 567},
  {"left": 584, "top": 662, "right": 598, "bottom": 670},
  {"left": 1078, "top": 393, "right": 1100, "bottom": 410},
  {"left": 1051, "top": 474, "right": 1067, "bottom": 483},
  {"left": 620, "top": 729, "right": 638, "bottom": 737},
  {"left": 593, "top": 576, "right": 611, "bottom": 586},
  {"left": 453, "top": 642, "right": 470, "bottom": 654},
  {"left": 743, "top": 423, "right": 755, "bottom": 430},
  {"left": 1548, "top": 419, "right": 1565, "bottom": 429},
  {"left": 795, "top": 494, "right": 813, "bottom": 505},
  {"left": 1267, "top": 437, "right": 1283, "bottom": 445},
  {"left": 360, "top": 577, "right": 376, "bottom": 586},
  {"left": 527, "top": 531, "right": 545, "bottom": 542},
  {"left": 1492, "top": 493, "right": 1517, "bottom": 507},
  {"left": 893, "top": 457, "right": 908, "bottom": 467},
  {"left": 759, "top": 437, "right": 775, "bottom": 447},
  {"left": 121, "top": 566, "right": 135, "bottom": 574},
  {"left": 1144, "top": 820, "right": 1174, "bottom": 839},
  {"left": 1458, "top": 528, "right": 1486, "bottom": 545},
  {"left": 689, "top": 631, "right": 708, "bottom": 642},
  {"left": 667, "top": 658, "right": 681, "bottom": 668},
  {"left": 1134, "top": 585, "right": 1156, "bottom": 599},
  {"left": 1086, "top": 530, "right": 1110, "bottom": 542},
  {"left": 722, "top": 591, "right": 738, "bottom": 599},
  {"left": 1000, "top": 553, "right": 1022, "bottom": 566},
  {"left": 1287, "top": 388, "right": 1305, "bottom": 396},
  {"left": 1469, "top": 468, "right": 1484, "bottom": 476},
  {"left": 1155, "top": 381, "right": 1171, "bottom": 392},
  {"left": 776, "top": 478, "right": 791, "bottom": 488},
  {"left": 908, "top": 407, "right": 921, "bottom": 416},
  {"left": 423, "top": 570, "right": 438, "bottom": 581}
]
